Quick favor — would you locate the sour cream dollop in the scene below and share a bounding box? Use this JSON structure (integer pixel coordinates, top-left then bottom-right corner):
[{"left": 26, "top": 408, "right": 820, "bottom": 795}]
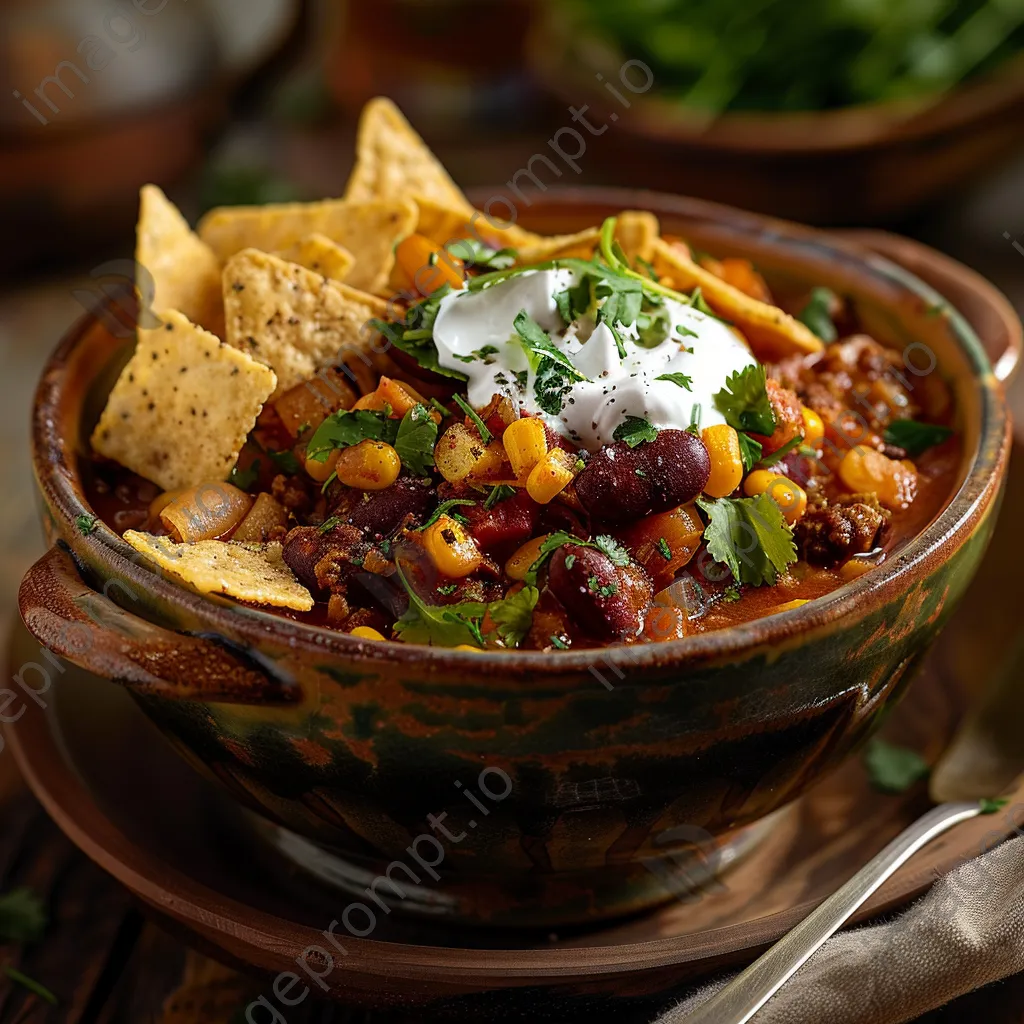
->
[{"left": 432, "top": 269, "right": 755, "bottom": 451}]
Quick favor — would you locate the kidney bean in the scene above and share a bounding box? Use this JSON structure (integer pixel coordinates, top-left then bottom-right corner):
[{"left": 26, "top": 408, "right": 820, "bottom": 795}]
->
[
  {"left": 574, "top": 430, "right": 710, "bottom": 524},
  {"left": 547, "top": 544, "right": 652, "bottom": 641},
  {"left": 282, "top": 523, "right": 362, "bottom": 595},
  {"left": 463, "top": 490, "right": 539, "bottom": 557},
  {"left": 328, "top": 477, "right": 435, "bottom": 540}
]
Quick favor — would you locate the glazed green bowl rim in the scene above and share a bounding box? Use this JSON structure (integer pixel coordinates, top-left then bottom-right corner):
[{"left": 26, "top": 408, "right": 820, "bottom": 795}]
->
[{"left": 32, "top": 187, "right": 1012, "bottom": 678}]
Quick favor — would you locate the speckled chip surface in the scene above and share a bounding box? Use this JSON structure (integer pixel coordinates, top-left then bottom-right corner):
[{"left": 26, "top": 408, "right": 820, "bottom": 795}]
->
[
  {"left": 222, "top": 249, "right": 388, "bottom": 397},
  {"left": 91, "top": 310, "right": 277, "bottom": 491},
  {"left": 123, "top": 532, "right": 314, "bottom": 611}
]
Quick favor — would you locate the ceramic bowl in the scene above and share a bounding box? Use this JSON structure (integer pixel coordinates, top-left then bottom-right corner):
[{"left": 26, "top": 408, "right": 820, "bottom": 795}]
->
[{"left": 18, "top": 190, "right": 1019, "bottom": 927}]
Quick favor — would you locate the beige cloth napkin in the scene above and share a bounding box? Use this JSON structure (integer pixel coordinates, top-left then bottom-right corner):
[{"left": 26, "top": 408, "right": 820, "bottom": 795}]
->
[{"left": 657, "top": 834, "right": 1024, "bottom": 1023}]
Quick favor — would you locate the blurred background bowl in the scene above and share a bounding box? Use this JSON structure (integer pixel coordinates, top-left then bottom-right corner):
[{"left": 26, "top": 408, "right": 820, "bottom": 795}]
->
[{"left": 527, "top": 0, "right": 1024, "bottom": 224}]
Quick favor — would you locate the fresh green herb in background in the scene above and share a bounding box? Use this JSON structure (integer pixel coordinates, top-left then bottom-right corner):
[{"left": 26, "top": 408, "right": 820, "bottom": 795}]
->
[
  {"left": 75, "top": 514, "right": 98, "bottom": 536},
  {"left": 0, "top": 889, "right": 46, "bottom": 944},
  {"left": 979, "top": 797, "right": 1009, "bottom": 815},
  {"left": 556, "top": 0, "right": 1024, "bottom": 113},
  {"left": 863, "top": 738, "right": 931, "bottom": 794}
]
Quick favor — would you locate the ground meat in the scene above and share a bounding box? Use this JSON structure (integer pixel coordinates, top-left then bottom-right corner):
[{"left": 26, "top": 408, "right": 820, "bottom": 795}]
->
[
  {"left": 271, "top": 473, "right": 315, "bottom": 516},
  {"left": 793, "top": 500, "right": 890, "bottom": 567},
  {"left": 282, "top": 523, "right": 363, "bottom": 595},
  {"left": 752, "top": 380, "right": 805, "bottom": 454}
]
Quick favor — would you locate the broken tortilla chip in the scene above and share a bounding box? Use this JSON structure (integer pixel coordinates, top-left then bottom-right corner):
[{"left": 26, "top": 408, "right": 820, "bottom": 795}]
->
[
  {"left": 137, "top": 185, "right": 223, "bottom": 336},
  {"left": 344, "top": 97, "right": 473, "bottom": 215},
  {"left": 198, "top": 198, "right": 417, "bottom": 295},
  {"left": 123, "top": 532, "right": 314, "bottom": 611},
  {"left": 223, "top": 249, "right": 389, "bottom": 397},
  {"left": 652, "top": 238, "right": 824, "bottom": 360},
  {"left": 91, "top": 310, "right": 276, "bottom": 491},
  {"left": 274, "top": 234, "right": 355, "bottom": 281}
]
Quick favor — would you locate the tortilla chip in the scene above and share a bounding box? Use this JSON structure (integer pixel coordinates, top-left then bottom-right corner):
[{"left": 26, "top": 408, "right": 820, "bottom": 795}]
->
[
  {"left": 344, "top": 97, "right": 473, "bottom": 215},
  {"left": 413, "top": 195, "right": 544, "bottom": 251},
  {"left": 513, "top": 212, "right": 659, "bottom": 265},
  {"left": 91, "top": 310, "right": 277, "bottom": 491},
  {"left": 652, "top": 238, "right": 824, "bottom": 360},
  {"left": 123, "top": 532, "right": 314, "bottom": 611},
  {"left": 274, "top": 234, "right": 355, "bottom": 281},
  {"left": 198, "top": 198, "right": 417, "bottom": 294},
  {"left": 223, "top": 249, "right": 389, "bottom": 397},
  {"left": 137, "top": 185, "right": 223, "bottom": 335}
]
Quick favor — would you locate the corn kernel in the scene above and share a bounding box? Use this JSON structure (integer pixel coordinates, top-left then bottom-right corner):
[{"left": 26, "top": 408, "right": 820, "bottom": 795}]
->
[
  {"left": 505, "top": 534, "right": 554, "bottom": 581},
  {"left": 839, "top": 446, "right": 917, "bottom": 509},
  {"left": 335, "top": 441, "right": 401, "bottom": 491},
  {"left": 305, "top": 448, "right": 340, "bottom": 483},
  {"left": 526, "top": 448, "right": 576, "bottom": 504},
  {"left": 774, "top": 599, "right": 809, "bottom": 613},
  {"left": 455, "top": 644, "right": 484, "bottom": 652},
  {"left": 841, "top": 558, "right": 877, "bottom": 581},
  {"left": 701, "top": 424, "right": 744, "bottom": 498},
  {"left": 350, "top": 626, "right": 386, "bottom": 641},
  {"left": 502, "top": 418, "right": 548, "bottom": 479},
  {"left": 421, "top": 515, "right": 483, "bottom": 578},
  {"left": 744, "top": 470, "right": 807, "bottom": 524},
  {"left": 800, "top": 406, "right": 824, "bottom": 450}
]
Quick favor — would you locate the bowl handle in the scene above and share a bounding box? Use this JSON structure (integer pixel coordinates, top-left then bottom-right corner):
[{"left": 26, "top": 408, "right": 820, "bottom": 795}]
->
[
  {"left": 18, "top": 546, "right": 302, "bottom": 705},
  {"left": 842, "top": 229, "right": 1023, "bottom": 384}
]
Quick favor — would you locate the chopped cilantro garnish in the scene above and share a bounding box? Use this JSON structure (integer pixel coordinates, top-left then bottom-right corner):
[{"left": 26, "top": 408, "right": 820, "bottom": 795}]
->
[
  {"left": 452, "top": 344, "right": 501, "bottom": 365},
  {"left": 656, "top": 537, "right": 672, "bottom": 560},
  {"left": 229, "top": 460, "right": 261, "bottom": 491},
  {"left": 636, "top": 303, "right": 672, "bottom": 348},
  {"left": 980, "top": 797, "right": 1009, "bottom": 815},
  {"left": 368, "top": 287, "right": 468, "bottom": 382},
  {"left": 437, "top": 583, "right": 459, "bottom": 596},
  {"left": 593, "top": 534, "right": 631, "bottom": 566},
  {"left": 452, "top": 394, "right": 493, "bottom": 444},
  {"left": 446, "top": 238, "right": 518, "bottom": 271},
  {"left": 613, "top": 416, "right": 658, "bottom": 448},
  {"left": 266, "top": 448, "right": 302, "bottom": 475},
  {"left": 655, "top": 372, "right": 693, "bottom": 391},
  {"left": 393, "top": 564, "right": 538, "bottom": 648},
  {"left": 883, "top": 419, "right": 953, "bottom": 456},
  {"left": 797, "top": 287, "right": 838, "bottom": 343},
  {"left": 757, "top": 434, "right": 803, "bottom": 468},
  {"left": 714, "top": 365, "right": 776, "bottom": 436},
  {"left": 696, "top": 493, "right": 797, "bottom": 587},
  {"left": 307, "top": 404, "right": 437, "bottom": 475},
  {"left": 512, "top": 310, "right": 589, "bottom": 382},
  {"left": 676, "top": 323, "right": 698, "bottom": 339},
  {"left": 394, "top": 404, "right": 439, "bottom": 476},
  {"left": 429, "top": 397, "right": 451, "bottom": 418},
  {"left": 484, "top": 484, "right": 517, "bottom": 509},
  {"left": 318, "top": 516, "right": 344, "bottom": 535},
  {"left": 549, "top": 635, "right": 569, "bottom": 649},
  {"left": 737, "top": 433, "right": 763, "bottom": 473},
  {"left": 863, "top": 738, "right": 930, "bottom": 794},
  {"left": 0, "top": 888, "right": 47, "bottom": 943},
  {"left": 417, "top": 498, "right": 476, "bottom": 531},
  {"left": 523, "top": 532, "right": 630, "bottom": 584},
  {"left": 75, "top": 514, "right": 98, "bottom": 536},
  {"left": 687, "top": 403, "right": 703, "bottom": 435},
  {"left": 564, "top": 553, "right": 576, "bottom": 570},
  {"left": 587, "top": 575, "right": 618, "bottom": 598},
  {"left": 722, "top": 584, "right": 742, "bottom": 603}
]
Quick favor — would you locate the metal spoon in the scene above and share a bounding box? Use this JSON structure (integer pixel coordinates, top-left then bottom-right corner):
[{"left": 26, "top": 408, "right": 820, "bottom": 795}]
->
[{"left": 668, "top": 641, "right": 1024, "bottom": 1024}]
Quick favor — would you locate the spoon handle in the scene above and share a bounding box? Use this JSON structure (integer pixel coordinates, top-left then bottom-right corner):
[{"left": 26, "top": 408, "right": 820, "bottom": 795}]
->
[{"left": 673, "top": 801, "right": 981, "bottom": 1024}]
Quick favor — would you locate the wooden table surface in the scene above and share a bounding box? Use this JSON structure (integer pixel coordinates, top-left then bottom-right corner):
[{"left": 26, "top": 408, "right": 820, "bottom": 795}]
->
[{"left": 2, "top": 139, "right": 1024, "bottom": 1022}]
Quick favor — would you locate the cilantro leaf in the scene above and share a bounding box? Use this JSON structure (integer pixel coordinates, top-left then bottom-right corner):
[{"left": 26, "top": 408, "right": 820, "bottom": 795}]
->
[
  {"left": 229, "top": 460, "right": 261, "bottom": 491},
  {"left": 306, "top": 408, "right": 397, "bottom": 462},
  {"left": 883, "top": 419, "right": 953, "bottom": 456},
  {"left": 524, "top": 531, "right": 577, "bottom": 585},
  {"left": 512, "top": 310, "right": 588, "bottom": 382},
  {"left": 656, "top": 537, "right": 672, "bottom": 560},
  {"left": 636, "top": 304, "right": 672, "bottom": 348},
  {"left": 593, "top": 535, "right": 631, "bottom": 567},
  {"left": 714, "top": 365, "right": 776, "bottom": 436},
  {"left": 446, "top": 238, "right": 518, "bottom": 271},
  {"left": 489, "top": 586, "right": 540, "bottom": 647},
  {"left": 417, "top": 498, "right": 476, "bottom": 531},
  {"left": 534, "top": 359, "right": 576, "bottom": 416},
  {"left": 393, "top": 404, "right": 439, "bottom": 476},
  {"left": 75, "top": 514, "right": 98, "bottom": 536},
  {"left": 655, "top": 372, "right": 693, "bottom": 391},
  {"left": 393, "top": 565, "right": 537, "bottom": 648},
  {"left": 368, "top": 289, "right": 468, "bottom": 382},
  {"left": 0, "top": 888, "right": 47, "bottom": 943},
  {"left": 863, "top": 738, "right": 930, "bottom": 794},
  {"left": 737, "top": 432, "right": 763, "bottom": 473},
  {"left": 980, "top": 797, "right": 1009, "bottom": 815},
  {"left": 797, "top": 287, "right": 838, "bottom": 343},
  {"left": 696, "top": 493, "right": 797, "bottom": 586},
  {"left": 613, "top": 416, "right": 659, "bottom": 448},
  {"left": 266, "top": 448, "right": 302, "bottom": 475}
]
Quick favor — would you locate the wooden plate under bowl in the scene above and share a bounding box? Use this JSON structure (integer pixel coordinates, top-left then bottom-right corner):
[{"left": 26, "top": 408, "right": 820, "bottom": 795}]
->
[{"left": 8, "top": 442, "right": 1024, "bottom": 1024}]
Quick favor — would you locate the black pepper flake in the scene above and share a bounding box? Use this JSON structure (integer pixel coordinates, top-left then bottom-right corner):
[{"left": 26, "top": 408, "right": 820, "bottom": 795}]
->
[
  {"left": 164, "top": 323, "right": 173, "bottom": 331},
  {"left": 232, "top": 282, "right": 245, "bottom": 292},
  {"left": 147, "top": 402, "right": 155, "bottom": 411}
]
